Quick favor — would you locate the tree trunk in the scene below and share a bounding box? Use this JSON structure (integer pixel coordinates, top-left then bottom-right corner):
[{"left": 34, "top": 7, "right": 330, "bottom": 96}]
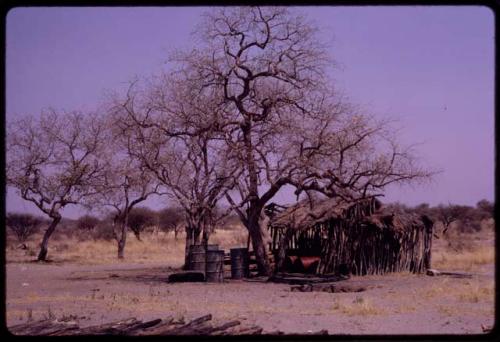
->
[
  {"left": 183, "top": 223, "right": 203, "bottom": 270},
  {"left": 37, "top": 215, "right": 61, "bottom": 261},
  {"left": 202, "top": 222, "right": 210, "bottom": 247},
  {"left": 117, "top": 226, "right": 127, "bottom": 259},
  {"left": 184, "top": 226, "right": 194, "bottom": 270},
  {"left": 117, "top": 214, "right": 129, "bottom": 259},
  {"left": 247, "top": 214, "right": 271, "bottom": 276}
]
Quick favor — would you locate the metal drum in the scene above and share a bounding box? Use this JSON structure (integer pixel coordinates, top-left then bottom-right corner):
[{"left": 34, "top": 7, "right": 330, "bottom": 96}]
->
[
  {"left": 205, "top": 250, "right": 225, "bottom": 282},
  {"left": 189, "top": 245, "right": 206, "bottom": 272},
  {"left": 230, "top": 248, "right": 249, "bottom": 279}
]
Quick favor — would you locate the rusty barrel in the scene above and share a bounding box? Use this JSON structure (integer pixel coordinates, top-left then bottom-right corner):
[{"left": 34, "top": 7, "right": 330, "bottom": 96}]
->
[
  {"left": 189, "top": 245, "right": 206, "bottom": 272},
  {"left": 230, "top": 248, "right": 249, "bottom": 279},
  {"left": 189, "top": 244, "right": 219, "bottom": 272},
  {"left": 205, "top": 250, "right": 225, "bottom": 282}
]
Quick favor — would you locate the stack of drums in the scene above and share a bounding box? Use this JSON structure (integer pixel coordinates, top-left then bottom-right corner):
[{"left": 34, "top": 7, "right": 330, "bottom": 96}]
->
[
  {"left": 205, "top": 250, "right": 225, "bottom": 282},
  {"left": 188, "top": 244, "right": 219, "bottom": 273},
  {"left": 230, "top": 248, "right": 249, "bottom": 279}
]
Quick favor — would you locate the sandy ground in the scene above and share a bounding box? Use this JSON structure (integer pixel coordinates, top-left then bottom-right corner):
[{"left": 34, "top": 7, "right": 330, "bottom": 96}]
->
[{"left": 5, "top": 259, "right": 494, "bottom": 335}]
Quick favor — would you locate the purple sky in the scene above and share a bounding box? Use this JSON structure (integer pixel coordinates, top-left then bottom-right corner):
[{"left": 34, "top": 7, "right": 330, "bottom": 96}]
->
[{"left": 6, "top": 6, "right": 494, "bottom": 219}]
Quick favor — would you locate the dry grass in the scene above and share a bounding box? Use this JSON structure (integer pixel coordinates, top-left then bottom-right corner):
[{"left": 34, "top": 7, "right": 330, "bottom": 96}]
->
[
  {"left": 431, "top": 225, "right": 494, "bottom": 272},
  {"left": 6, "top": 226, "right": 248, "bottom": 266},
  {"left": 456, "top": 281, "right": 495, "bottom": 303},
  {"left": 432, "top": 245, "right": 494, "bottom": 271},
  {"left": 419, "top": 278, "right": 494, "bottom": 304},
  {"left": 332, "top": 296, "right": 386, "bottom": 316}
]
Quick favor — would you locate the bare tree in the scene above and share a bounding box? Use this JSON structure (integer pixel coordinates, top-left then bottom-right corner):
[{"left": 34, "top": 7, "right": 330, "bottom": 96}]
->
[
  {"left": 435, "top": 204, "right": 463, "bottom": 235},
  {"left": 109, "top": 79, "right": 238, "bottom": 268},
  {"left": 6, "top": 110, "right": 107, "bottom": 261},
  {"left": 158, "top": 206, "right": 185, "bottom": 239},
  {"left": 127, "top": 206, "right": 158, "bottom": 240},
  {"left": 86, "top": 111, "right": 161, "bottom": 259},
  {"left": 76, "top": 215, "right": 100, "bottom": 234},
  {"left": 168, "top": 7, "right": 433, "bottom": 275}
]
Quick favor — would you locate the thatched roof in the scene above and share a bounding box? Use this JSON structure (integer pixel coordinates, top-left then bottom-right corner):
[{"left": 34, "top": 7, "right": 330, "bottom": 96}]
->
[
  {"left": 270, "top": 197, "right": 432, "bottom": 233},
  {"left": 360, "top": 210, "right": 427, "bottom": 233},
  {"left": 270, "top": 197, "right": 381, "bottom": 231}
]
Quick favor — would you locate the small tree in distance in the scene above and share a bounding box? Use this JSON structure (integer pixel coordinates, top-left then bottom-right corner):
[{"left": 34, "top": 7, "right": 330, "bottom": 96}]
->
[
  {"left": 76, "top": 215, "right": 100, "bottom": 240},
  {"left": 158, "top": 207, "right": 184, "bottom": 239},
  {"left": 127, "top": 207, "right": 158, "bottom": 241},
  {"left": 6, "top": 213, "right": 43, "bottom": 243},
  {"left": 476, "top": 199, "right": 494, "bottom": 220}
]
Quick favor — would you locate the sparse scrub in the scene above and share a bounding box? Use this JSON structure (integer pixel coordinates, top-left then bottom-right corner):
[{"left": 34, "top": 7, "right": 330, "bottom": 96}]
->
[
  {"left": 419, "top": 278, "right": 494, "bottom": 305},
  {"left": 344, "top": 299, "right": 384, "bottom": 316},
  {"left": 6, "top": 225, "right": 250, "bottom": 266},
  {"left": 432, "top": 237, "right": 494, "bottom": 271},
  {"left": 331, "top": 297, "right": 385, "bottom": 316},
  {"left": 157, "top": 207, "right": 184, "bottom": 238},
  {"left": 128, "top": 207, "right": 158, "bottom": 241},
  {"left": 6, "top": 213, "right": 43, "bottom": 243},
  {"left": 457, "top": 281, "right": 494, "bottom": 303},
  {"left": 91, "top": 222, "right": 118, "bottom": 241},
  {"left": 76, "top": 215, "right": 100, "bottom": 240}
]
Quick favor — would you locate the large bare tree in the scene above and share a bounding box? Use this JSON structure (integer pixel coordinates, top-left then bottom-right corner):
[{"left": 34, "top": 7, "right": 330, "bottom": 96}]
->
[
  {"left": 170, "top": 7, "right": 433, "bottom": 275},
  {"left": 86, "top": 110, "right": 161, "bottom": 259},
  {"left": 6, "top": 110, "right": 107, "bottom": 261},
  {"left": 108, "top": 79, "right": 238, "bottom": 267}
]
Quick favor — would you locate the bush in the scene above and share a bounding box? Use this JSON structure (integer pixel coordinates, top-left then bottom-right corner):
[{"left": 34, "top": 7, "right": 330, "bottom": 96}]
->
[
  {"left": 77, "top": 215, "right": 100, "bottom": 232},
  {"left": 128, "top": 207, "right": 158, "bottom": 240},
  {"left": 444, "top": 226, "right": 475, "bottom": 252},
  {"left": 76, "top": 215, "right": 100, "bottom": 241},
  {"left": 157, "top": 207, "right": 184, "bottom": 234},
  {"left": 91, "top": 221, "right": 118, "bottom": 241},
  {"left": 6, "top": 213, "right": 43, "bottom": 243},
  {"left": 476, "top": 199, "right": 494, "bottom": 220},
  {"left": 217, "top": 213, "right": 241, "bottom": 230}
]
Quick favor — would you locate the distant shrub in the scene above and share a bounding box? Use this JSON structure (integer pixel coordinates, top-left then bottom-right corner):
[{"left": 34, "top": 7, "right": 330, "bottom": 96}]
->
[
  {"left": 77, "top": 215, "right": 100, "bottom": 232},
  {"left": 476, "top": 199, "right": 494, "bottom": 220},
  {"left": 444, "top": 226, "right": 475, "bottom": 252},
  {"left": 76, "top": 215, "right": 100, "bottom": 241},
  {"left": 91, "top": 221, "right": 118, "bottom": 241},
  {"left": 128, "top": 207, "right": 158, "bottom": 240},
  {"left": 217, "top": 213, "right": 241, "bottom": 230},
  {"left": 157, "top": 207, "right": 184, "bottom": 237},
  {"left": 6, "top": 213, "right": 43, "bottom": 243}
]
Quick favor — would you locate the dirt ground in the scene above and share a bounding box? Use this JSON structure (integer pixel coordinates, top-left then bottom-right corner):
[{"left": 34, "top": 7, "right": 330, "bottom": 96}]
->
[{"left": 5, "top": 228, "right": 495, "bottom": 335}]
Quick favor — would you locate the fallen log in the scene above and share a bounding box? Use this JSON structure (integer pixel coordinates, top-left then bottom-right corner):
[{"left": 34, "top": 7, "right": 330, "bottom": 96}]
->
[
  {"left": 213, "top": 325, "right": 263, "bottom": 335},
  {"left": 232, "top": 325, "right": 263, "bottom": 335},
  {"left": 9, "top": 319, "right": 53, "bottom": 334},
  {"left": 426, "top": 269, "right": 473, "bottom": 278},
  {"left": 164, "top": 314, "right": 212, "bottom": 335},
  {"left": 121, "top": 319, "right": 163, "bottom": 334},
  {"left": 291, "top": 283, "right": 367, "bottom": 293},
  {"left": 9, "top": 314, "right": 262, "bottom": 336},
  {"left": 132, "top": 317, "right": 174, "bottom": 335},
  {"left": 204, "top": 320, "right": 241, "bottom": 334},
  {"left": 72, "top": 318, "right": 140, "bottom": 335},
  {"left": 10, "top": 320, "right": 79, "bottom": 336}
]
